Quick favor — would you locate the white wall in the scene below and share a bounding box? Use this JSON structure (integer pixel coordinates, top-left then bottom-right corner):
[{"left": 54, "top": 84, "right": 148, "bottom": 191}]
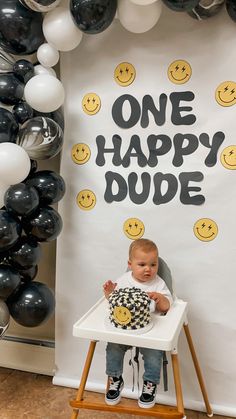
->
[{"left": 54, "top": 7, "right": 236, "bottom": 416}]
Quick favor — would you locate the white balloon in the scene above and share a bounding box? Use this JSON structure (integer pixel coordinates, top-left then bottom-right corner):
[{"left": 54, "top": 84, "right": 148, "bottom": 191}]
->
[
  {"left": 37, "top": 43, "right": 60, "bottom": 68},
  {"left": 34, "top": 64, "right": 57, "bottom": 77},
  {"left": 118, "top": 0, "right": 162, "bottom": 33},
  {"left": 0, "top": 143, "right": 30, "bottom": 185},
  {"left": 131, "top": 0, "right": 157, "bottom": 4},
  {"left": 24, "top": 75, "right": 65, "bottom": 113},
  {"left": 43, "top": 7, "right": 83, "bottom": 52}
]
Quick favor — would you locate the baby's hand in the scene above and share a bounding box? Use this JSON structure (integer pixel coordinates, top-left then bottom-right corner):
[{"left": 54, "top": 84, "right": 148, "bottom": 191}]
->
[{"left": 103, "top": 280, "right": 117, "bottom": 299}]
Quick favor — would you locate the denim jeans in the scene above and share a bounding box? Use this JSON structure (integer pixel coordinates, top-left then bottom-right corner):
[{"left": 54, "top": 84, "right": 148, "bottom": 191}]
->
[{"left": 106, "top": 342, "right": 164, "bottom": 384}]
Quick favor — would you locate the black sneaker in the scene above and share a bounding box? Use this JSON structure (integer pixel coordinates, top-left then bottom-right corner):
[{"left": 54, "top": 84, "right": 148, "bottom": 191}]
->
[
  {"left": 105, "top": 376, "right": 124, "bottom": 405},
  {"left": 138, "top": 380, "right": 157, "bottom": 408}
]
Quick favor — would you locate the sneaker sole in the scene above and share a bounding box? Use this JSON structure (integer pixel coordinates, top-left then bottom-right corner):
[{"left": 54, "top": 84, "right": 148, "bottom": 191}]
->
[
  {"left": 105, "top": 382, "right": 124, "bottom": 406},
  {"left": 138, "top": 399, "right": 156, "bottom": 409}
]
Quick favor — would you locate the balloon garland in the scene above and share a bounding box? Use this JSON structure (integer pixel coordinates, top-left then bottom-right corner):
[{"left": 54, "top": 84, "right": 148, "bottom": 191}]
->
[{"left": 0, "top": 0, "right": 234, "bottom": 336}]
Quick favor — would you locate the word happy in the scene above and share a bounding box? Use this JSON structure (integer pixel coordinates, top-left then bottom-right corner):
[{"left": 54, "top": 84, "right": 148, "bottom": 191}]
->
[{"left": 95, "top": 92, "right": 225, "bottom": 205}]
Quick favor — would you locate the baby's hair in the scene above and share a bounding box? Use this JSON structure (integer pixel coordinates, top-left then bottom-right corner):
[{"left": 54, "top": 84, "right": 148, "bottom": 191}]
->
[{"left": 129, "top": 238, "right": 158, "bottom": 259}]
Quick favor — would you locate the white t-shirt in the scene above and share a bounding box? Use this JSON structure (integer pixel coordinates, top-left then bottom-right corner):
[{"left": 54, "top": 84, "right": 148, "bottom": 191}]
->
[{"left": 114, "top": 271, "right": 173, "bottom": 307}]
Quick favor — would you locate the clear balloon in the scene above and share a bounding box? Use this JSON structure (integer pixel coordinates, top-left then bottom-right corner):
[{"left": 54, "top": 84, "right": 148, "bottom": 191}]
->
[
  {"left": 0, "top": 210, "right": 22, "bottom": 252},
  {"left": 12, "top": 102, "right": 34, "bottom": 125},
  {"left": 188, "top": 0, "right": 224, "bottom": 19},
  {"left": 34, "top": 107, "right": 64, "bottom": 131},
  {"left": 13, "top": 60, "right": 35, "bottom": 84},
  {"left": 226, "top": 0, "right": 236, "bottom": 21},
  {"left": 118, "top": 0, "right": 162, "bottom": 33},
  {"left": 26, "top": 170, "right": 66, "bottom": 205},
  {"left": 22, "top": 206, "right": 63, "bottom": 242},
  {"left": 16, "top": 116, "right": 64, "bottom": 160},
  {"left": 37, "top": 43, "right": 60, "bottom": 68},
  {"left": 0, "top": 0, "right": 44, "bottom": 55},
  {"left": 9, "top": 236, "right": 42, "bottom": 269},
  {"left": 7, "top": 281, "right": 55, "bottom": 327},
  {"left": 162, "top": 0, "right": 199, "bottom": 11},
  {"left": 0, "top": 143, "right": 31, "bottom": 185},
  {"left": 0, "top": 108, "right": 19, "bottom": 143},
  {"left": 19, "top": 0, "right": 62, "bottom": 12},
  {"left": 24, "top": 74, "right": 65, "bottom": 112},
  {"left": 4, "top": 183, "right": 39, "bottom": 217},
  {"left": 0, "top": 74, "right": 24, "bottom": 106},
  {"left": 70, "top": 0, "right": 117, "bottom": 34},
  {"left": 43, "top": 7, "right": 83, "bottom": 52},
  {"left": 0, "top": 48, "right": 15, "bottom": 74},
  {"left": 0, "top": 265, "right": 21, "bottom": 300},
  {"left": 0, "top": 299, "right": 10, "bottom": 337}
]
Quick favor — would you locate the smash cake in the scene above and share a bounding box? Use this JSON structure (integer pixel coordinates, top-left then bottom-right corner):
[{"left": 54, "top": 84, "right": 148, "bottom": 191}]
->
[{"left": 108, "top": 287, "right": 153, "bottom": 331}]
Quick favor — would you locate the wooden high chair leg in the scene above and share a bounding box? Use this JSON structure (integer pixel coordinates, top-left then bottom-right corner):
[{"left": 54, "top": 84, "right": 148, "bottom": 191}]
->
[
  {"left": 183, "top": 324, "right": 213, "bottom": 417},
  {"left": 71, "top": 340, "right": 97, "bottom": 419},
  {"left": 171, "top": 352, "right": 185, "bottom": 416}
]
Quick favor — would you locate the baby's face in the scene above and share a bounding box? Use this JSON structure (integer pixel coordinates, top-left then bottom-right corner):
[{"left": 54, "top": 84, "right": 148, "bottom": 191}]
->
[{"left": 128, "top": 249, "right": 158, "bottom": 283}]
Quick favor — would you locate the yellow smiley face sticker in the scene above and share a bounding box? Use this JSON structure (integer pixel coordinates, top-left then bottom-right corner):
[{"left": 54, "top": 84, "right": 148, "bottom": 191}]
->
[
  {"left": 193, "top": 218, "right": 218, "bottom": 242},
  {"left": 71, "top": 143, "right": 91, "bottom": 165},
  {"left": 76, "top": 189, "right": 96, "bottom": 210},
  {"left": 82, "top": 93, "right": 101, "bottom": 115},
  {"left": 114, "top": 62, "right": 136, "bottom": 87},
  {"left": 123, "top": 218, "right": 145, "bottom": 240},
  {"left": 220, "top": 145, "right": 236, "bottom": 169},
  {"left": 113, "top": 306, "right": 131, "bottom": 325},
  {"left": 215, "top": 81, "right": 236, "bottom": 107},
  {"left": 168, "top": 60, "right": 192, "bottom": 84}
]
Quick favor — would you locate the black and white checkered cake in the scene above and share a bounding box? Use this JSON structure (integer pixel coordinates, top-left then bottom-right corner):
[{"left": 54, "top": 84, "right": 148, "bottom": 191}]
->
[{"left": 108, "top": 287, "right": 151, "bottom": 330}]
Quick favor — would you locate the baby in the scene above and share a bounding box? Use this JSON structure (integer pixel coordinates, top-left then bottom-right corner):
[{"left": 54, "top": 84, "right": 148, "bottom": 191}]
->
[{"left": 103, "top": 238, "right": 173, "bottom": 408}]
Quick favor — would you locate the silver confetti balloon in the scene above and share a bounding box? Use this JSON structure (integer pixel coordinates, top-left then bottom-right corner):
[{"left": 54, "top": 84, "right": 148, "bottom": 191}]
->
[
  {"left": 0, "top": 48, "right": 15, "bottom": 74},
  {"left": 19, "top": 0, "right": 61, "bottom": 12},
  {"left": 16, "top": 116, "right": 64, "bottom": 160},
  {"left": 0, "top": 299, "right": 10, "bottom": 338}
]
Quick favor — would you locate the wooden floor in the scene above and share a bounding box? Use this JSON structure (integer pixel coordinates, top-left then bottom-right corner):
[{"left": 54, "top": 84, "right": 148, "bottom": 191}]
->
[{"left": 0, "top": 367, "right": 233, "bottom": 419}]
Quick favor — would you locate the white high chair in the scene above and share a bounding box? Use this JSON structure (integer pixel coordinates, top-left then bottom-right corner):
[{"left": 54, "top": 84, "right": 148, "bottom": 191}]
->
[{"left": 70, "top": 258, "right": 213, "bottom": 419}]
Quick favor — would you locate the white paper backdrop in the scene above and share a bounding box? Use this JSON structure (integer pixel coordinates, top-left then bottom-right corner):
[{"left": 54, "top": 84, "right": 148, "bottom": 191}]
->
[{"left": 54, "top": 6, "right": 236, "bottom": 416}]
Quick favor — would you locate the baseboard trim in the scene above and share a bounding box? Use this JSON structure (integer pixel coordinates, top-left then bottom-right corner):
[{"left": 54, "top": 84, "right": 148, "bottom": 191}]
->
[
  {"left": 53, "top": 375, "right": 236, "bottom": 417},
  {"left": 0, "top": 340, "right": 55, "bottom": 376}
]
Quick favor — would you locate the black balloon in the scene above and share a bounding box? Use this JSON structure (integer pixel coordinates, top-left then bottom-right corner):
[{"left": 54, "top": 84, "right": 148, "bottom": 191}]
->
[
  {"left": 70, "top": 0, "right": 117, "bottom": 34},
  {"left": 30, "top": 160, "right": 38, "bottom": 174},
  {"left": 13, "top": 60, "right": 34, "bottom": 84},
  {"left": 162, "top": 0, "right": 199, "bottom": 11},
  {"left": 4, "top": 183, "right": 39, "bottom": 217},
  {"left": 18, "top": 264, "right": 38, "bottom": 283},
  {"left": 34, "top": 107, "right": 64, "bottom": 131},
  {"left": 7, "top": 281, "right": 55, "bottom": 327},
  {"left": 226, "top": 0, "right": 236, "bottom": 21},
  {"left": 0, "top": 0, "right": 44, "bottom": 55},
  {"left": 22, "top": 206, "right": 62, "bottom": 242},
  {"left": 16, "top": 117, "right": 64, "bottom": 160},
  {"left": 0, "top": 107, "right": 19, "bottom": 143},
  {"left": 0, "top": 74, "right": 24, "bottom": 105},
  {"left": 0, "top": 264, "right": 21, "bottom": 300},
  {"left": 26, "top": 170, "right": 66, "bottom": 205},
  {"left": 0, "top": 210, "right": 22, "bottom": 252},
  {"left": 12, "top": 101, "right": 34, "bottom": 125},
  {"left": 9, "top": 236, "right": 42, "bottom": 269}
]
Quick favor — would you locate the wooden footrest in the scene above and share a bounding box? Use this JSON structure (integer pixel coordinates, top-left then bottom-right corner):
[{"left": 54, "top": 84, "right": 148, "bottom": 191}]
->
[{"left": 70, "top": 392, "right": 184, "bottom": 418}]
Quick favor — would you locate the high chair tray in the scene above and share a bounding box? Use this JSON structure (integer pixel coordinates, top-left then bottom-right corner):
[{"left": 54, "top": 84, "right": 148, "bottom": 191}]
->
[{"left": 73, "top": 297, "right": 188, "bottom": 351}]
